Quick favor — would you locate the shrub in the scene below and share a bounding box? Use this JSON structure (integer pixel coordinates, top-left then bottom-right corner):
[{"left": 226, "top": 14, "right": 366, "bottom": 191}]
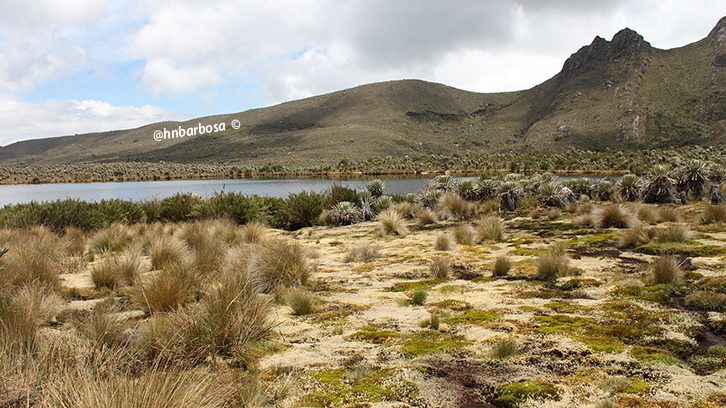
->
[
  {"left": 372, "top": 196, "right": 394, "bottom": 213},
  {"left": 149, "top": 235, "right": 189, "bottom": 271},
  {"left": 596, "top": 205, "right": 635, "bottom": 229},
  {"left": 129, "top": 262, "right": 197, "bottom": 313},
  {"left": 703, "top": 204, "right": 726, "bottom": 224},
  {"left": 429, "top": 256, "right": 451, "bottom": 279},
  {"left": 457, "top": 180, "right": 479, "bottom": 201},
  {"left": 492, "top": 255, "right": 512, "bottom": 277},
  {"left": 537, "top": 182, "right": 566, "bottom": 208},
  {"left": 537, "top": 245, "right": 570, "bottom": 281},
  {"left": 454, "top": 224, "right": 476, "bottom": 245},
  {"left": 159, "top": 193, "right": 203, "bottom": 222},
  {"left": 435, "top": 234, "right": 453, "bottom": 251},
  {"left": 676, "top": 159, "right": 710, "bottom": 199},
  {"left": 477, "top": 216, "right": 505, "bottom": 242},
  {"left": 287, "top": 289, "right": 316, "bottom": 316},
  {"left": 366, "top": 179, "right": 385, "bottom": 199},
  {"left": 378, "top": 208, "right": 407, "bottom": 236},
  {"left": 651, "top": 255, "right": 681, "bottom": 284},
  {"left": 499, "top": 181, "right": 523, "bottom": 211},
  {"left": 492, "top": 339, "right": 518, "bottom": 359},
  {"left": 643, "top": 165, "right": 676, "bottom": 204},
  {"left": 253, "top": 238, "right": 310, "bottom": 292},
  {"left": 410, "top": 290, "right": 427, "bottom": 306},
  {"left": 590, "top": 179, "right": 615, "bottom": 201},
  {"left": 285, "top": 191, "right": 325, "bottom": 230},
  {"left": 414, "top": 208, "right": 437, "bottom": 226},
  {"left": 343, "top": 243, "right": 381, "bottom": 262},
  {"left": 616, "top": 174, "right": 642, "bottom": 201},
  {"left": 327, "top": 184, "right": 359, "bottom": 207},
  {"left": 329, "top": 201, "right": 362, "bottom": 225},
  {"left": 654, "top": 224, "right": 691, "bottom": 243},
  {"left": 202, "top": 192, "right": 267, "bottom": 225}
]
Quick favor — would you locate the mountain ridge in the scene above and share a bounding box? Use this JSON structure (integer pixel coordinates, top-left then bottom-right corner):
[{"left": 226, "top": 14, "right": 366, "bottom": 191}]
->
[{"left": 1, "top": 17, "right": 724, "bottom": 167}]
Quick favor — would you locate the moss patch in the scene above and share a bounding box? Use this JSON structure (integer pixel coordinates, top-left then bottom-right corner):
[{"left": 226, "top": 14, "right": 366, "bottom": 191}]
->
[
  {"left": 635, "top": 242, "right": 725, "bottom": 257},
  {"left": 493, "top": 380, "right": 560, "bottom": 407},
  {"left": 348, "top": 325, "right": 400, "bottom": 344},
  {"left": 443, "top": 309, "right": 501, "bottom": 326},
  {"left": 399, "top": 330, "right": 471, "bottom": 357},
  {"left": 390, "top": 278, "right": 445, "bottom": 293},
  {"left": 630, "top": 346, "right": 679, "bottom": 365},
  {"left": 429, "top": 299, "right": 472, "bottom": 311},
  {"left": 300, "top": 368, "right": 420, "bottom": 407}
]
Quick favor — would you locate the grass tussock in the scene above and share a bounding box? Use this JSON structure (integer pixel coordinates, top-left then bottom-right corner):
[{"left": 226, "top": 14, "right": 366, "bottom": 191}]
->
[
  {"left": 618, "top": 226, "right": 653, "bottom": 248},
  {"left": 702, "top": 204, "right": 726, "bottom": 224},
  {"left": 637, "top": 205, "right": 659, "bottom": 224},
  {"left": 343, "top": 243, "right": 381, "bottom": 263},
  {"left": 129, "top": 263, "right": 197, "bottom": 313},
  {"left": 651, "top": 255, "right": 682, "bottom": 284},
  {"left": 149, "top": 235, "right": 189, "bottom": 271},
  {"left": 492, "top": 339, "right": 518, "bottom": 359},
  {"left": 596, "top": 205, "right": 636, "bottom": 229},
  {"left": 63, "top": 227, "right": 87, "bottom": 256},
  {"left": 654, "top": 224, "right": 691, "bottom": 243},
  {"left": 73, "top": 305, "right": 131, "bottom": 350},
  {"left": 439, "top": 192, "right": 469, "bottom": 220},
  {"left": 0, "top": 284, "right": 61, "bottom": 352},
  {"left": 492, "top": 255, "right": 512, "bottom": 277},
  {"left": 658, "top": 206, "right": 681, "bottom": 223},
  {"left": 239, "top": 221, "right": 268, "bottom": 244},
  {"left": 429, "top": 256, "right": 451, "bottom": 279},
  {"left": 253, "top": 238, "right": 311, "bottom": 292},
  {"left": 378, "top": 208, "right": 408, "bottom": 236},
  {"left": 435, "top": 234, "right": 453, "bottom": 251},
  {"left": 286, "top": 289, "right": 316, "bottom": 316},
  {"left": 410, "top": 290, "right": 428, "bottom": 306},
  {"left": 537, "top": 245, "right": 570, "bottom": 281},
  {"left": 89, "top": 223, "right": 134, "bottom": 253},
  {"left": 414, "top": 208, "right": 437, "bottom": 226},
  {"left": 91, "top": 253, "right": 143, "bottom": 289},
  {"left": 477, "top": 216, "right": 505, "bottom": 242},
  {"left": 453, "top": 224, "right": 476, "bottom": 245},
  {"left": 0, "top": 240, "right": 61, "bottom": 289}
]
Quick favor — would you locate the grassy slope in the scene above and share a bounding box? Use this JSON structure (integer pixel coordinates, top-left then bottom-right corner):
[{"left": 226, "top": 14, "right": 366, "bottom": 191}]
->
[{"left": 0, "top": 18, "right": 723, "bottom": 167}]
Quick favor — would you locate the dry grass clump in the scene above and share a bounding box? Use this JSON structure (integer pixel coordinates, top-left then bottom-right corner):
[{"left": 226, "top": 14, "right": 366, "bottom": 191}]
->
[
  {"left": 392, "top": 201, "right": 416, "bottom": 219},
  {"left": 492, "top": 255, "right": 512, "bottom": 277},
  {"left": 1, "top": 243, "right": 61, "bottom": 289},
  {"left": 453, "top": 224, "right": 476, "bottom": 245},
  {"left": 618, "top": 226, "right": 653, "bottom": 248},
  {"left": 0, "top": 284, "right": 61, "bottom": 352},
  {"left": 286, "top": 289, "right": 316, "bottom": 316},
  {"left": 654, "top": 224, "right": 691, "bottom": 243},
  {"left": 410, "top": 289, "right": 428, "bottom": 306},
  {"left": 89, "top": 223, "right": 134, "bottom": 253},
  {"left": 252, "top": 238, "right": 311, "bottom": 292},
  {"left": 149, "top": 235, "right": 189, "bottom": 271},
  {"left": 343, "top": 243, "right": 381, "bottom": 263},
  {"left": 439, "top": 192, "right": 470, "bottom": 220},
  {"left": 378, "top": 208, "right": 408, "bottom": 236},
  {"left": 658, "top": 206, "right": 682, "bottom": 222},
  {"left": 596, "top": 205, "right": 636, "bottom": 229},
  {"left": 492, "top": 339, "right": 518, "bottom": 359},
  {"left": 91, "top": 253, "right": 143, "bottom": 289},
  {"left": 129, "top": 263, "right": 197, "bottom": 313},
  {"left": 63, "top": 227, "right": 87, "bottom": 256},
  {"left": 477, "top": 216, "right": 505, "bottom": 242},
  {"left": 684, "top": 291, "right": 726, "bottom": 312},
  {"left": 189, "top": 234, "right": 227, "bottom": 278},
  {"left": 429, "top": 256, "right": 451, "bottom": 279},
  {"left": 651, "top": 255, "right": 682, "bottom": 284},
  {"left": 537, "top": 245, "right": 570, "bottom": 281},
  {"left": 223, "top": 245, "right": 254, "bottom": 276},
  {"left": 73, "top": 305, "right": 131, "bottom": 350},
  {"left": 636, "top": 205, "right": 659, "bottom": 225},
  {"left": 414, "top": 208, "right": 438, "bottom": 226},
  {"left": 702, "top": 204, "right": 726, "bottom": 224},
  {"left": 239, "top": 221, "right": 268, "bottom": 244},
  {"left": 435, "top": 234, "right": 453, "bottom": 251}
]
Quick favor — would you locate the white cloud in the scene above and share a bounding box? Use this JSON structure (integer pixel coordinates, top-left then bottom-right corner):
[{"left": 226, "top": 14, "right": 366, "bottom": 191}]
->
[{"left": 0, "top": 95, "right": 173, "bottom": 145}]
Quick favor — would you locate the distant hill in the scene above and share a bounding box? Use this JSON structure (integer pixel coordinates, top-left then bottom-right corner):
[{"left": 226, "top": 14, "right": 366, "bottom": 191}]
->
[{"left": 1, "top": 17, "right": 724, "bottom": 167}]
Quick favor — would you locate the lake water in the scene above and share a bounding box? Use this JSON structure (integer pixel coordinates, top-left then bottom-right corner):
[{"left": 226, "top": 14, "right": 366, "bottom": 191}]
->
[
  {"left": 0, "top": 177, "right": 457, "bottom": 206},
  {"left": 0, "top": 174, "right": 612, "bottom": 206}
]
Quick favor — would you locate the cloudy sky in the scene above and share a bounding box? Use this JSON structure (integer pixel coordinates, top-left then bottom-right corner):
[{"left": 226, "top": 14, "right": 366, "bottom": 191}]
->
[{"left": 0, "top": 0, "right": 722, "bottom": 145}]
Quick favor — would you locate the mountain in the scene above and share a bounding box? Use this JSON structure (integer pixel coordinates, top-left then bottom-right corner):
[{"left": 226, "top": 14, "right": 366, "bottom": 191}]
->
[{"left": 1, "top": 17, "right": 724, "bottom": 167}]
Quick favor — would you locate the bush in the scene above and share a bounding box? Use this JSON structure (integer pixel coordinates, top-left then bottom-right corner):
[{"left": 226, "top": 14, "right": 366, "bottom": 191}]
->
[
  {"left": 410, "top": 290, "right": 427, "bottom": 306},
  {"left": 366, "top": 179, "right": 385, "bottom": 199},
  {"left": 616, "top": 174, "right": 642, "bottom": 201},
  {"left": 596, "top": 205, "right": 635, "bottom": 229},
  {"left": 435, "top": 234, "right": 453, "bottom": 251},
  {"left": 343, "top": 243, "right": 381, "bottom": 262},
  {"left": 477, "top": 216, "right": 505, "bottom": 242},
  {"left": 453, "top": 224, "right": 475, "bottom": 245},
  {"left": 284, "top": 192, "right": 325, "bottom": 230},
  {"left": 703, "top": 204, "right": 726, "bottom": 224},
  {"left": 537, "top": 245, "right": 570, "bottom": 281},
  {"left": 651, "top": 255, "right": 681, "bottom": 284},
  {"left": 287, "top": 289, "right": 316, "bottom": 316},
  {"left": 129, "top": 262, "right": 197, "bottom": 313},
  {"left": 159, "top": 193, "right": 203, "bottom": 222},
  {"left": 327, "top": 184, "right": 359, "bottom": 207},
  {"left": 537, "top": 182, "right": 566, "bottom": 208},
  {"left": 492, "top": 255, "right": 512, "bottom": 277},
  {"left": 676, "top": 159, "right": 710, "bottom": 199},
  {"left": 429, "top": 257, "right": 451, "bottom": 279},
  {"left": 643, "top": 165, "right": 675, "bottom": 204},
  {"left": 378, "top": 208, "right": 407, "bottom": 236},
  {"left": 253, "top": 238, "right": 311, "bottom": 292}
]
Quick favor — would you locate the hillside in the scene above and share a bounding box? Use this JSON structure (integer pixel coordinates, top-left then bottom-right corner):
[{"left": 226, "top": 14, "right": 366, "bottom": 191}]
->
[{"left": 1, "top": 17, "right": 724, "bottom": 167}]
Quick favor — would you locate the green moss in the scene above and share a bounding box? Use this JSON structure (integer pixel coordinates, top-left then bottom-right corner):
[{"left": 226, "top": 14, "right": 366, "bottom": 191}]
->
[
  {"left": 430, "top": 299, "right": 472, "bottom": 311},
  {"left": 348, "top": 325, "right": 400, "bottom": 344},
  {"left": 600, "top": 376, "right": 649, "bottom": 394},
  {"left": 493, "top": 380, "right": 560, "bottom": 407},
  {"left": 559, "top": 278, "right": 602, "bottom": 290},
  {"left": 399, "top": 330, "right": 470, "bottom": 357},
  {"left": 630, "top": 346, "right": 679, "bottom": 365},
  {"left": 437, "top": 284, "right": 469, "bottom": 294},
  {"left": 390, "top": 278, "right": 445, "bottom": 292},
  {"left": 301, "top": 368, "right": 420, "bottom": 407},
  {"left": 443, "top": 309, "right": 501, "bottom": 326},
  {"left": 512, "top": 248, "right": 540, "bottom": 256},
  {"left": 565, "top": 232, "right": 617, "bottom": 248},
  {"left": 544, "top": 301, "right": 583, "bottom": 314},
  {"left": 615, "top": 283, "right": 680, "bottom": 304},
  {"left": 635, "top": 242, "right": 725, "bottom": 257}
]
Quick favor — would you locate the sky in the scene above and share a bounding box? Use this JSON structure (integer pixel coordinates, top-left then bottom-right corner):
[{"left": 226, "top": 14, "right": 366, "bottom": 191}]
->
[{"left": 0, "top": 0, "right": 723, "bottom": 145}]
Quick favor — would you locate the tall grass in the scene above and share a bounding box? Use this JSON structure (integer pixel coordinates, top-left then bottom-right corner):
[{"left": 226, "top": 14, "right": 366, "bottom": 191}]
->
[
  {"left": 596, "top": 205, "right": 635, "bottom": 229},
  {"left": 453, "top": 224, "right": 475, "bottom": 245},
  {"left": 89, "top": 223, "right": 135, "bottom": 253},
  {"left": 537, "top": 244, "right": 570, "bottom": 281},
  {"left": 651, "top": 255, "right": 682, "bottom": 284},
  {"left": 703, "top": 204, "right": 726, "bottom": 224},
  {"left": 435, "top": 234, "right": 453, "bottom": 251},
  {"left": 477, "top": 216, "right": 505, "bottom": 242},
  {"left": 90, "top": 253, "right": 143, "bottom": 289},
  {"left": 149, "top": 236, "right": 189, "bottom": 271},
  {"left": 492, "top": 255, "right": 512, "bottom": 277},
  {"left": 0, "top": 284, "right": 61, "bottom": 353},
  {"left": 252, "top": 239, "right": 311, "bottom": 292},
  {"left": 0, "top": 231, "right": 61, "bottom": 289},
  {"left": 378, "top": 208, "right": 407, "bottom": 236},
  {"left": 129, "top": 263, "right": 197, "bottom": 313},
  {"left": 429, "top": 257, "right": 451, "bottom": 279}
]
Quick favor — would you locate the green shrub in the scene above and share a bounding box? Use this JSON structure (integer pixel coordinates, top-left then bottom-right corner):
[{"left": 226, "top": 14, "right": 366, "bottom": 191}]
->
[
  {"left": 492, "top": 339, "right": 518, "bottom": 359},
  {"left": 159, "top": 193, "right": 203, "bottom": 222},
  {"left": 366, "top": 179, "right": 385, "bottom": 199},
  {"left": 285, "top": 191, "right": 325, "bottom": 230}
]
